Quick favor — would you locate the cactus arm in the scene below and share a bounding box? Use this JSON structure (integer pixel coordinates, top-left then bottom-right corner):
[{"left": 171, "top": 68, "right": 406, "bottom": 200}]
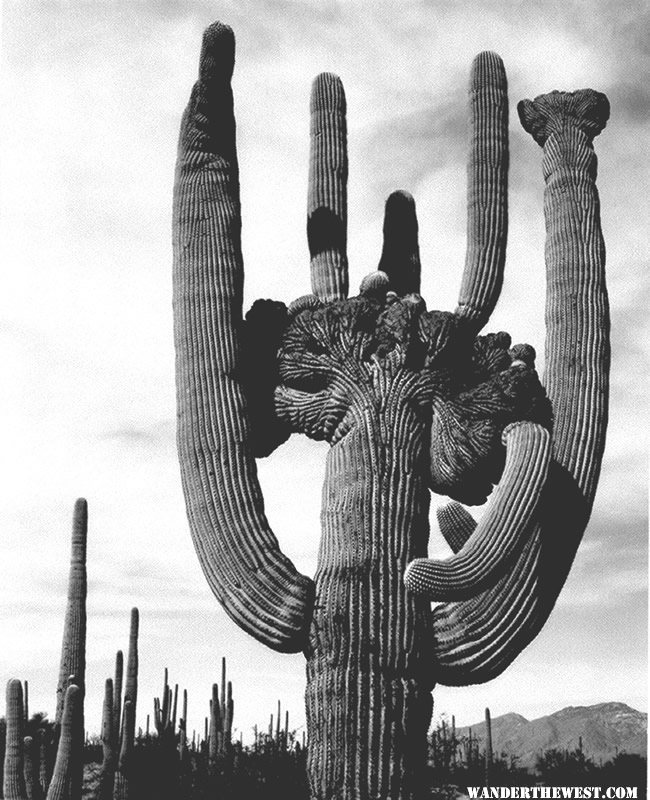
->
[
  {"left": 4, "top": 679, "right": 28, "bottom": 800},
  {"left": 437, "top": 502, "right": 477, "bottom": 554},
  {"left": 173, "top": 22, "right": 314, "bottom": 652},
  {"left": 455, "top": 52, "right": 508, "bottom": 332},
  {"left": 377, "top": 190, "right": 421, "bottom": 296},
  {"left": 55, "top": 500, "right": 87, "bottom": 726},
  {"left": 308, "top": 72, "right": 348, "bottom": 301},
  {"left": 430, "top": 90, "right": 610, "bottom": 685},
  {"left": 520, "top": 89, "right": 610, "bottom": 498},
  {"left": 405, "top": 421, "right": 550, "bottom": 600},
  {"left": 45, "top": 685, "right": 81, "bottom": 800}
]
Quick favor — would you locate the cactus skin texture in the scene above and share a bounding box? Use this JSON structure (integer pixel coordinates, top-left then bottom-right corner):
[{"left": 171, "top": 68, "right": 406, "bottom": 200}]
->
[
  {"left": 437, "top": 502, "right": 477, "bottom": 554},
  {"left": 173, "top": 23, "right": 610, "bottom": 800}
]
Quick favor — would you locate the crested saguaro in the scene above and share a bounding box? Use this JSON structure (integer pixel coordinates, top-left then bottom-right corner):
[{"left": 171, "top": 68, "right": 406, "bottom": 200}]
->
[{"left": 172, "top": 22, "right": 610, "bottom": 800}]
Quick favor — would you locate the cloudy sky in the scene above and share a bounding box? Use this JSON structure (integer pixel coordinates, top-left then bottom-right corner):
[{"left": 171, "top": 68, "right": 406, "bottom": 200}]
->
[{"left": 1, "top": 0, "right": 647, "bottom": 742}]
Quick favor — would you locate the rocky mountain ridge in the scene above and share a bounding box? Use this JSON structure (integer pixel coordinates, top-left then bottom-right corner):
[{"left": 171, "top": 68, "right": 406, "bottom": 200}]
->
[{"left": 455, "top": 702, "right": 646, "bottom": 769}]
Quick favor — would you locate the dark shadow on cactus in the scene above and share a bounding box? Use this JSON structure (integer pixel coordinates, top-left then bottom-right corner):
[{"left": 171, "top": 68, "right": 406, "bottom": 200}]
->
[
  {"left": 537, "top": 462, "right": 590, "bottom": 600},
  {"left": 240, "top": 299, "right": 292, "bottom": 457},
  {"left": 307, "top": 207, "right": 345, "bottom": 258}
]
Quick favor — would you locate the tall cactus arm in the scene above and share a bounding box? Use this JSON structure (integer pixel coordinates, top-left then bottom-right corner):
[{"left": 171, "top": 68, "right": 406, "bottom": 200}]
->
[
  {"left": 437, "top": 502, "right": 477, "bottom": 554},
  {"left": 173, "top": 22, "right": 314, "bottom": 652},
  {"left": 430, "top": 89, "right": 610, "bottom": 685},
  {"left": 308, "top": 73, "right": 348, "bottom": 301},
  {"left": 377, "top": 190, "right": 421, "bottom": 296},
  {"left": 455, "top": 52, "right": 508, "bottom": 332},
  {"left": 405, "top": 422, "right": 550, "bottom": 600}
]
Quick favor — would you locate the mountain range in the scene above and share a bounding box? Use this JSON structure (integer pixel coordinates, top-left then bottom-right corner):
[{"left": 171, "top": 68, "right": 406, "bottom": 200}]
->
[{"left": 456, "top": 703, "right": 647, "bottom": 770}]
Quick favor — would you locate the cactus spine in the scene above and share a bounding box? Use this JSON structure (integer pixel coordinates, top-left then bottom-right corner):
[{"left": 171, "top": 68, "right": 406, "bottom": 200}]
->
[
  {"left": 437, "top": 502, "right": 477, "bottom": 554},
  {"left": 173, "top": 22, "right": 610, "bottom": 800}
]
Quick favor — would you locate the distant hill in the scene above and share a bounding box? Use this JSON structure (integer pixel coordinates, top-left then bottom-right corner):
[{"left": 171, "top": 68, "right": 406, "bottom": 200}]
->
[{"left": 456, "top": 703, "right": 647, "bottom": 769}]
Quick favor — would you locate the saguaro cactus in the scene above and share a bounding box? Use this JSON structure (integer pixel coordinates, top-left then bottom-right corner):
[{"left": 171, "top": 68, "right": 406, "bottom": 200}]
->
[
  {"left": 4, "top": 679, "right": 28, "bottom": 800},
  {"left": 53, "top": 500, "right": 87, "bottom": 800},
  {"left": 173, "top": 22, "right": 609, "bottom": 800},
  {"left": 45, "top": 685, "right": 82, "bottom": 800},
  {"left": 55, "top": 500, "right": 87, "bottom": 726}
]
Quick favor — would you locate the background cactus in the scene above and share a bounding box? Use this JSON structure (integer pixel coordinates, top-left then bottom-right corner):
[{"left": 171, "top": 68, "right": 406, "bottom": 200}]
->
[
  {"left": 4, "top": 679, "right": 28, "bottom": 800},
  {"left": 172, "top": 21, "right": 610, "bottom": 800},
  {"left": 45, "top": 685, "right": 82, "bottom": 800},
  {"left": 55, "top": 500, "right": 87, "bottom": 730}
]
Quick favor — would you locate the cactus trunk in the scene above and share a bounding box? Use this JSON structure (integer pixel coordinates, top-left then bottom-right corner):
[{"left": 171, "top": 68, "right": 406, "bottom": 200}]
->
[{"left": 306, "top": 411, "right": 434, "bottom": 800}]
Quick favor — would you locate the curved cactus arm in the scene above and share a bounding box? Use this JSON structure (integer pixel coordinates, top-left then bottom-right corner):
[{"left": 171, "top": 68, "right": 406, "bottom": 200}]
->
[
  {"left": 308, "top": 72, "right": 348, "bottom": 301},
  {"left": 437, "top": 502, "right": 477, "bottom": 554},
  {"left": 45, "top": 685, "right": 82, "bottom": 800},
  {"left": 377, "top": 190, "right": 421, "bottom": 296},
  {"left": 405, "top": 422, "right": 550, "bottom": 600},
  {"left": 173, "top": 22, "right": 314, "bottom": 653},
  {"left": 455, "top": 51, "right": 508, "bottom": 332},
  {"left": 430, "top": 89, "right": 610, "bottom": 685}
]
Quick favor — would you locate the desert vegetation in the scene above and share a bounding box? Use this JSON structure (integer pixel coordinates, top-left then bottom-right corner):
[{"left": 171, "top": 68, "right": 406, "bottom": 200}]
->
[{"left": 2, "top": 503, "right": 644, "bottom": 800}]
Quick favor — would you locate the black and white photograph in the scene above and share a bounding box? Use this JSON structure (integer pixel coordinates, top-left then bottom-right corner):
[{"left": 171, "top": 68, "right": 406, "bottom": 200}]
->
[{"left": 1, "top": 1, "right": 647, "bottom": 798}]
